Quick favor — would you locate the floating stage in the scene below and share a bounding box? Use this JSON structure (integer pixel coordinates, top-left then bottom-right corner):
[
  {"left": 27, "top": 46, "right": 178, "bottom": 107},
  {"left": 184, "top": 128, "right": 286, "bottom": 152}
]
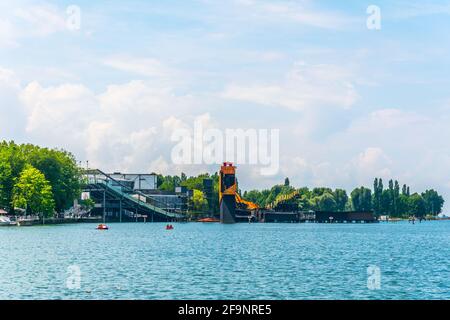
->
[
  {"left": 219, "top": 162, "right": 378, "bottom": 224},
  {"left": 232, "top": 209, "right": 377, "bottom": 223}
]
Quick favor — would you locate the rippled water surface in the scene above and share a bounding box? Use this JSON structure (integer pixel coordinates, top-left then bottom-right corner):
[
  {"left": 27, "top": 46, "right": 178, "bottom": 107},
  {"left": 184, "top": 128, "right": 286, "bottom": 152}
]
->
[{"left": 1, "top": 221, "right": 450, "bottom": 299}]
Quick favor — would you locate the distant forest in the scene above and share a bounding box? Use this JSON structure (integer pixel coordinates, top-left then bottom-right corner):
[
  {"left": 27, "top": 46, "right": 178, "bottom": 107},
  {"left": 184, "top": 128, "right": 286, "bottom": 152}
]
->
[{"left": 157, "top": 174, "right": 444, "bottom": 218}]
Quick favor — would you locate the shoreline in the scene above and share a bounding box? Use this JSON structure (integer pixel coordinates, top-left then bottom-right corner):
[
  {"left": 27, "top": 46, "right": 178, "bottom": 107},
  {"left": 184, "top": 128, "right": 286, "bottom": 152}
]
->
[{"left": 1, "top": 216, "right": 449, "bottom": 227}]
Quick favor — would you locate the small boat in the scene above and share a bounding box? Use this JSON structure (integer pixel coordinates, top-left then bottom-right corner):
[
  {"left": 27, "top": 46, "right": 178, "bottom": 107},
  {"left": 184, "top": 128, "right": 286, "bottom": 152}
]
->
[
  {"left": 197, "top": 217, "right": 220, "bottom": 223},
  {"left": 0, "top": 216, "right": 16, "bottom": 226},
  {"left": 166, "top": 224, "right": 174, "bottom": 230},
  {"left": 96, "top": 224, "right": 109, "bottom": 230}
]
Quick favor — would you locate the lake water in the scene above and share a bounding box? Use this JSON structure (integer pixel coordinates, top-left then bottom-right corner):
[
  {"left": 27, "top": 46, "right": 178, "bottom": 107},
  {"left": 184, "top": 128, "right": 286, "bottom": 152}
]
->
[{"left": 1, "top": 221, "right": 449, "bottom": 300}]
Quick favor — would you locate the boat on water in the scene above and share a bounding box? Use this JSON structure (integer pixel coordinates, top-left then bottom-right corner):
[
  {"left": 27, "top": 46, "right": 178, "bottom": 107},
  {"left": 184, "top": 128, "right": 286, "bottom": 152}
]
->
[
  {"left": 96, "top": 224, "right": 109, "bottom": 230},
  {"left": 197, "top": 217, "right": 220, "bottom": 223},
  {"left": 0, "top": 216, "right": 17, "bottom": 226},
  {"left": 166, "top": 224, "right": 174, "bottom": 230}
]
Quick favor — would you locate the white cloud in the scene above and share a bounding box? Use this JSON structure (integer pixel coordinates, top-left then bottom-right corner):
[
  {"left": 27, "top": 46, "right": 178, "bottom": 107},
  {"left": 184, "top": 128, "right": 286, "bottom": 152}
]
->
[
  {"left": 232, "top": 0, "right": 353, "bottom": 29},
  {"left": 349, "top": 108, "right": 430, "bottom": 133},
  {"left": 104, "top": 56, "right": 174, "bottom": 78},
  {"left": 15, "top": 76, "right": 206, "bottom": 173},
  {"left": 14, "top": 4, "right": 66, "bottom": 37},
  {"left": 0, "top": 19, "right": 18, "bottom": 48},
  {"left": 352, "top": 147, "right": 392, "bottom": 182},
  {"left": 20, "top": 81, "right": 96, "bottom": 133},
  {"left": 390, "top": 3, "right": 450, "bottom": 19},
  {"left": 0, "top": 68, "right": 24, "bottom": 139},
  {"left": 0, "top": 67, "right": 20, "bottom": 88},
  {"left": 0, "top": 3, "right": 72, "bottom": 49},
  {"left": 222, "top": 62, "right": 358, "bottom": 111}
]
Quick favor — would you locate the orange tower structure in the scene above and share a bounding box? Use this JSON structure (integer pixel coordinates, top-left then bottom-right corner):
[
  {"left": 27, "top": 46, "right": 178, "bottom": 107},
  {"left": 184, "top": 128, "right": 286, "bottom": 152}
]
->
[
  {"left": 219, "top": 162, "right": 259, "bottom": 223},
  {"left": 219, "top": 162, "right": 237, "bottom": 223}
]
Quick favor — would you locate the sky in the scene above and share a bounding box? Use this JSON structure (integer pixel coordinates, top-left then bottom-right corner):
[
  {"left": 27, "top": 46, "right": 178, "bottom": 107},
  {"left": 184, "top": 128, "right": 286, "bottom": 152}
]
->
[{"left": 1, "top": 0, "right": 450, "bottom": 211}]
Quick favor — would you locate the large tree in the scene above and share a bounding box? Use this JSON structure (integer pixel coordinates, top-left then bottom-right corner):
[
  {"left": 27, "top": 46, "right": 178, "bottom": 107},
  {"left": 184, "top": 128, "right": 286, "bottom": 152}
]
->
[
  {"left": 284, "top": 177, "right": 290, "bottom": 187},
  {"left": 25, "top": 146, "right": 81, "bottom": 212},
  {"left": 408, "top": 193, "right": 426, "bottom": 218},
  {"left": 333, "top": 189, "right": 348, "bottom": 212},
  {"left": 12, "top": 165, "right": 55, "bottom": 217},
  {"left": 393, "top": 180, "right": 400, "bottom": 216},
  {"left": 191, "top": 189, "right": 208, "bottom": 212},
  {"left": 0, "top": 156, "right": 12, "bottom": 207},
  {"left": 372, "top": 178, "right": 382, "bottom": 215},
  {"left": 310, "top": 192, "right": 337, "bottom": 211},
  {"left": 0, "top": 141, "right": 26, "bottom": 212},
  {"left": 380, "top": 189, "right": 392, "bottom": 215},
  {"left": 397, "top": 194, "right": 410, "bottom": 218},
  {"left": 351, "top": 187, "right": 372, "bottom": 212},
  {"left": 421, "top": 189, "right": 444, "bottom": 215},
  {"left": 0, "top": 141, "right": 82, "bottom": 213}
]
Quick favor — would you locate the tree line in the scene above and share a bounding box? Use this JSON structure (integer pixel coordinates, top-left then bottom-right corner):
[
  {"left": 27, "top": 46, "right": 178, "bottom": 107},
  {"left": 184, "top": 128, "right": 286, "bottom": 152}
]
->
[
  {"left": 0, "top": 141, "right": 82, "bottom": 217},
  {"left": 156, "top": 173, "right": 444, "bottom": 218},
  {"left": 244, "top": 177, "right": 444, "bottom": 218}
]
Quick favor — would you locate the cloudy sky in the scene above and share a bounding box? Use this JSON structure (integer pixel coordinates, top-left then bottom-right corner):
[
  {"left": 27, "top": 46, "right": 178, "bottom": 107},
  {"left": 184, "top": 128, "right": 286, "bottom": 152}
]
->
[{"left": 1, "top": 0, "right": 450, "bottom": 210}]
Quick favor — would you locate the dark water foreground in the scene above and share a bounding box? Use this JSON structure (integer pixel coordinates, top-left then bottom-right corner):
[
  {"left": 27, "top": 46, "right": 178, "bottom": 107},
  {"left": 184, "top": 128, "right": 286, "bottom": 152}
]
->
[{"left": 1, "top": 221, "right": 449, "bottom": 299}]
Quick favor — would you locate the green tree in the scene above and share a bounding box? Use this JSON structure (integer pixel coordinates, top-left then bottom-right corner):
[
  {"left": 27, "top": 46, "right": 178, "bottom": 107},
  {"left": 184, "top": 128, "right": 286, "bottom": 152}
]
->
[
  {"left": 0, "top": 157, "right": 12, "bottom": 208},
  {"left": 344, "top": 198, "right": 354, "bottom": 211},
  {"left": 397, "top": 194, "right": 410, "bottom": 218},
  {"left": 421, "top": 189, "right": 444, "bottom": 215},
  {"left": 0, "top": 141, "right": 81, "bottom": 213},
  {"left": 156, "top": 174, "right": 164, "bottom": 188},
  {"left": 393, "top": 180, "right": 400, "bottom": 216},
  {"left": 284, "top": 177, "right": 290, "bottom": 186},
  {"left": 408, "top": 193, "right": 426, "bottom": 218},
  {"left": 0, "top": 141, "right": 26, "bottom": 212},
  {"left": 192, "top": 189, "right": 208, "bottom": 212},
  {"left": 310, "top": 192, "right": 337, "bottom": 211},
  {"left": 333, "top": 189, "right": 348, "bottom": 212},
  {"left": 180, "top": 173, "right": 211, "bottom": 191},
  {"left": 245, "top": 189, "right": 266, "bottom": 207},
  {"left": 26, "top": 146, "right": 81, "bottom": 212},
  {"left": 372, "top": 178, "right": 382, "bottom": 215},
  {"left": 402, "top": 184, "right": 408, "bottom": 196},
  {"left": 351, "top": 187, "right": 372, "bottom": 211},
  {"left": 380, "top": 189, "right": 392, "bottom": 215},
  {"left": 80, "top": 198, "right": 95, "bottom": 212},
  {"left": 311, "top": 187, "right": 333, "bottom": 197},
  {"left": 12, "top": 165, "right": 55, "bottom": 217},
  {"left": 159, "top": 175, "right": 176, "bottom": 191}
]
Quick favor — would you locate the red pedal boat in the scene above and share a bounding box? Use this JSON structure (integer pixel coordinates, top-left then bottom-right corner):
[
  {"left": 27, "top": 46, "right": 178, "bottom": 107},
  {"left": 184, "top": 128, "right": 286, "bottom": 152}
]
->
[{"left": 96, "top": 224, "right": 109, "bottom": 230}]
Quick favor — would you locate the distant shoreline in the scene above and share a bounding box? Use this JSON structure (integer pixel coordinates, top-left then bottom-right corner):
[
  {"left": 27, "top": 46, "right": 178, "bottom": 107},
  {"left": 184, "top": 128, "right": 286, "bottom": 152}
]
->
[{"left": 1, "top": 216, "right": 450, "bottom": 227}]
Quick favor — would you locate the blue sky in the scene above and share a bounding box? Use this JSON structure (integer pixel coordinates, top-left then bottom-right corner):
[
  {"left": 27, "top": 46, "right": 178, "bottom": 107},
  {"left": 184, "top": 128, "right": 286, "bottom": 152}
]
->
[{"left": 1, "top": 0, "right": 450, "bottom": 211}]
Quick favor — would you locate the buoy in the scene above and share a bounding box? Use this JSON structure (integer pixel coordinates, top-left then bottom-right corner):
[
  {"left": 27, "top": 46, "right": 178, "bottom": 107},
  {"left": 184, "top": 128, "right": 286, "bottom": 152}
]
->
[{"left": 96, "top": 224, "right": 109, "bottom": 230}]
